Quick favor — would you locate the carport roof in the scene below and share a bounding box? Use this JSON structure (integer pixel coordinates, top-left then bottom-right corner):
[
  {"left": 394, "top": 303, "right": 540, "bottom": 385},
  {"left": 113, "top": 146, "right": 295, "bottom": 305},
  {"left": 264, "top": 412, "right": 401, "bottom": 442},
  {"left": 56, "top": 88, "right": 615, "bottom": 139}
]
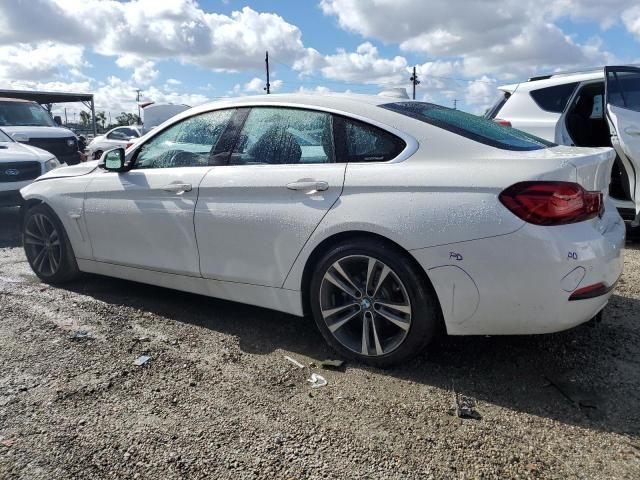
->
[{"left": 0, "top": 89, "right": 93, "bottom": 104}]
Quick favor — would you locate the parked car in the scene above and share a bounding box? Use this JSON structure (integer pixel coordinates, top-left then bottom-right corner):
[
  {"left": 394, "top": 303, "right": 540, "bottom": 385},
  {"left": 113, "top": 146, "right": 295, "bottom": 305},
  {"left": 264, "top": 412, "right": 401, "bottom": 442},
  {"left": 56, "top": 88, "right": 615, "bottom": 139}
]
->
[
  {"left": 485, "top": 65, "right": 640, "bottom": 226},
  {"left": 0, "top": 128, "right": 61, "bottom": 207},
  {"left": 86, "top": 125, "right": 142, "bottom": 160},
  {"left": 0, "top": 98, "right": 81, "bottom": 166},
  {"left": 142, "top": 103, "right": 190, "bottom": 134},
  {"left": 20, "top": 94, "right": 624, "bottom": 366}
]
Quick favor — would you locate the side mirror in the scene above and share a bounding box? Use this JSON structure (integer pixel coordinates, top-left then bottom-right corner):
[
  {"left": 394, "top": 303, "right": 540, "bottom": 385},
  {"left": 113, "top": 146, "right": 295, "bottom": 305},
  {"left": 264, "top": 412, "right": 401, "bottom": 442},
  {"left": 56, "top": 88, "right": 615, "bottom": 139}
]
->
[
  {"left": 53, "top": 116, "right": 62, "bottom": 125},
  {"left": 100, "top": 148, "right": 126, "bottom": 172}
]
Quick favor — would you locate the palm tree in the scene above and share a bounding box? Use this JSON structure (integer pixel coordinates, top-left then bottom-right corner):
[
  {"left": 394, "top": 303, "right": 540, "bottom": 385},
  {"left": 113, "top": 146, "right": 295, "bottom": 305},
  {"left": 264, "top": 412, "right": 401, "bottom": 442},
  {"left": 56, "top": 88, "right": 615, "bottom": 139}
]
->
[
  {"left": 79, "top": 110, "right": 90, "bottom": 127},
  {"left": 96, "top": 111, "right": 107, "bottom": 131}
]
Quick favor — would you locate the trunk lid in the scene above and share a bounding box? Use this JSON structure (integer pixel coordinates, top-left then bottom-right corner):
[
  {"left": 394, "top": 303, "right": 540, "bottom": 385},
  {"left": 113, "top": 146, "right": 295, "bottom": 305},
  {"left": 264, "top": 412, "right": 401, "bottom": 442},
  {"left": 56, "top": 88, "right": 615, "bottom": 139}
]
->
[{"left": 546, "top": 145, "right": 616, "bottom": 194}]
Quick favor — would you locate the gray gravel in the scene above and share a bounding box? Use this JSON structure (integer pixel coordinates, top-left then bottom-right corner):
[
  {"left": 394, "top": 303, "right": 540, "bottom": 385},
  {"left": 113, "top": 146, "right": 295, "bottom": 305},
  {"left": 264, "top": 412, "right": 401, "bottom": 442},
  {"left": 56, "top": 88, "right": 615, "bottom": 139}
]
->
[{"left": 1, "top": 205, "right": 639, "bottom": 479}]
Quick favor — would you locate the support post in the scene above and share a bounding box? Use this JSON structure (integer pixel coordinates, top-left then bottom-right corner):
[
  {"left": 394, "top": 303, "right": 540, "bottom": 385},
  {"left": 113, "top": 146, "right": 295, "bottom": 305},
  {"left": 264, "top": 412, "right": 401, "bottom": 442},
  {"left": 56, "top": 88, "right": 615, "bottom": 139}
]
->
[
  {"left": 90, "top": 97, "right": 97, "bottom": 136},
  {"left": 264, "top": 51, "right": 271, "bottom": 94}
]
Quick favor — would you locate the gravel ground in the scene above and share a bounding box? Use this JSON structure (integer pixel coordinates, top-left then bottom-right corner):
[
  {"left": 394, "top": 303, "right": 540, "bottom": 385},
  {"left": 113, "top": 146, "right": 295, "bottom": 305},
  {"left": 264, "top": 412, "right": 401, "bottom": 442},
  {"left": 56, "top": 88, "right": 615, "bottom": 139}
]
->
[{"left": 0, "top": 205, "right": 639, "bottom": 479}]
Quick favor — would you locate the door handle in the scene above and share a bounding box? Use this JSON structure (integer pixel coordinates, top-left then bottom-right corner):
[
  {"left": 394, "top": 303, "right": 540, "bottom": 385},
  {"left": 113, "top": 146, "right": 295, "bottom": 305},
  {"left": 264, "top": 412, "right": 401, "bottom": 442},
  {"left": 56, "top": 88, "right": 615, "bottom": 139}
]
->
[
  {"left": 286, "top": 180, "right": 329, "bottom": 192},
  {"left": 624, "top": 127, "right": 640, "bottom": 136},
  {"left": 161, "top": 183, "right": 192, "bottom": 195}
]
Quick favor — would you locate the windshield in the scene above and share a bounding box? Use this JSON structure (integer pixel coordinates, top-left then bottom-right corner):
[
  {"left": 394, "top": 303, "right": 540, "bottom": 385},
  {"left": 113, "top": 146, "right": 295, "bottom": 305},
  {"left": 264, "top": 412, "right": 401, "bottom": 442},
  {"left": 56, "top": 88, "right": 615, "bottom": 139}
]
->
[
  {"left": 0, "top": 101, "right": 56, "bottom": 127},
  {"left": 382, "top": 101, "right": 555, "bottom": 151},
  {"left": 0, "top": 128, "right": 12, "bottom": 142}
]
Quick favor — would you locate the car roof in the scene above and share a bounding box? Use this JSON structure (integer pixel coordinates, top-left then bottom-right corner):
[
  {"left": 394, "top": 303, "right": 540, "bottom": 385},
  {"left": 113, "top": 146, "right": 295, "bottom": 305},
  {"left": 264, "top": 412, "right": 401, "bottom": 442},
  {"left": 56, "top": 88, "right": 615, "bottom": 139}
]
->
[
  {"left": 198, "top": 92, "right": 394, "bottom": 110},
  {"left": 498, "top": 64, "right": 639, "bottom": 93}
]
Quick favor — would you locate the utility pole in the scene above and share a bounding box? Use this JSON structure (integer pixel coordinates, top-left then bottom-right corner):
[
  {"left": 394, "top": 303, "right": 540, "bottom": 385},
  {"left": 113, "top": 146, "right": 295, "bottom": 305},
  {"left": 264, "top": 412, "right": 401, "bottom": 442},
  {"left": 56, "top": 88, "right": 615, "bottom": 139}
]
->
[
  {"left": 409, "top": 66, "right": 420, "bottom": 100},
  {"left": 453, "top": 99, "right": 458, "bottom": 110},
  {"left": 64, "top": 108, "right": 68, "bottom": 125},
  {"left": 264, "top": 51, "right": 271, "bottom": 94},
  {"left": 135, "top": 89, "right": 142, "bottom": 121}
]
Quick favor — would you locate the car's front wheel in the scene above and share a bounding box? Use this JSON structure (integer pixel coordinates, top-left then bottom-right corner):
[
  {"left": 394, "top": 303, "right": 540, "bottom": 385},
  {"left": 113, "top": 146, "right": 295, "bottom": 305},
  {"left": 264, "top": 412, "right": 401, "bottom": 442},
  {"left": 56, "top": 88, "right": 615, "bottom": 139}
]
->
[
  {"left": 310, "top": 239, "right": 440, "bottom": 367},
  {"left": 23, "top": 204, "right": 80, "bottom": 284},
  {"left": 93, "top": 150, "right": 103, "bottom": 160}
]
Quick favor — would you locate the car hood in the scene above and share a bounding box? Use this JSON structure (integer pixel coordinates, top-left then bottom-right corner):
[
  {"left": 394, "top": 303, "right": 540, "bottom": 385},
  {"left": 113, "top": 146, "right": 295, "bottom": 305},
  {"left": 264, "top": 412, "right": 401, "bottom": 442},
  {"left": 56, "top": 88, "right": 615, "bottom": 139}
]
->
[
  {"left": 36, "top": 160, "right": 100, "bottom": 180},
  {"left": 2, "top": 126, "right": 77, "bottom": 140},
  {"left": 0, "top": 141, "right": 53, "bottom": 162},
  {"left": 88, "top": 135, "right": 106, "bottom": 145}
]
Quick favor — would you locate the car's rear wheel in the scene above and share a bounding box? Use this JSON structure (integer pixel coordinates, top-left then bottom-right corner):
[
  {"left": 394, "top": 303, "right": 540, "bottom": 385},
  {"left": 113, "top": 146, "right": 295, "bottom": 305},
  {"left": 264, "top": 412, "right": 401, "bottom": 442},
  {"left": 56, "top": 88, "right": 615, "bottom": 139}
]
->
[
  {"left": 310, "top": 239, "right": 439, "bottom": 367},
  {"left": 23, "top": 204, "right": 80, "bottom": 284}
]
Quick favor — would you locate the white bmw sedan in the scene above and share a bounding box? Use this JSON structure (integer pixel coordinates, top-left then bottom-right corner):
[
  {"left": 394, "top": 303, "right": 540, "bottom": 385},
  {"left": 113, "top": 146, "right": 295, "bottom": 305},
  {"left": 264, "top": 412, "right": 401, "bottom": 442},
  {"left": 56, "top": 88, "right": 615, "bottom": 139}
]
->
[{"left": 19, "top": 94, "right": 625, "bottom": 366}]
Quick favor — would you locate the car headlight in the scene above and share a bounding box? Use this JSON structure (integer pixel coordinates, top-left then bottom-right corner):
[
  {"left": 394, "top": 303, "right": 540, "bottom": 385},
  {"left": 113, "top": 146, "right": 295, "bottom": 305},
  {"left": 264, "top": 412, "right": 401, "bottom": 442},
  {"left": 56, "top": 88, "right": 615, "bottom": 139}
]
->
[{"left": 44, "top": 158, "right": 61, "bottom": 172}]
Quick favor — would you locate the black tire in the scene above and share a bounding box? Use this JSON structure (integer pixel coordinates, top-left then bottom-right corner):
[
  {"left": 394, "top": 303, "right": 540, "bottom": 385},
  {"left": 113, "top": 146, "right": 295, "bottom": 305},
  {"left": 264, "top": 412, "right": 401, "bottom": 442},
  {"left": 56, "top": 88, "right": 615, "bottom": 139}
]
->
[
  {"left": 23, "top": 203, "right": 80, "bottom": 284},
  {"left": 93, "top": 150, "right": 103, "bottom": 160},
  {"left": 309, "top": 238, "right": 440, "bottom": 368}
]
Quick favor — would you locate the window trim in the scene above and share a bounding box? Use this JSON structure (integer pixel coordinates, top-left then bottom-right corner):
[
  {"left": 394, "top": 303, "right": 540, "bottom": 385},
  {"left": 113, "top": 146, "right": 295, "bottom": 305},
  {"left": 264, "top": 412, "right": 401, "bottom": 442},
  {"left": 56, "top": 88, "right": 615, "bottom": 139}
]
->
[{"left": 126, "top": 102, "right": 419, "bottom": 168}]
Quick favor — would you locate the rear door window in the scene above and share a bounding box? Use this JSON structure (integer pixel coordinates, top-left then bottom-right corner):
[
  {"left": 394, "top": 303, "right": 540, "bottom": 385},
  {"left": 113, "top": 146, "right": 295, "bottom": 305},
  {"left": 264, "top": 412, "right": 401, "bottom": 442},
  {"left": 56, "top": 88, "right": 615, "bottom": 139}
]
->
[
  {"left": 530, "top": 83, "right": 579, "bottom": 113},
  {"left": 606, "top": 68, "right": 640, "bottom": 112},
  {"left": 382, "top": 102, "right": 554, "bottom": 151},
  {"left": 230, "top": 107, "right": 334, "bottom": 165}
]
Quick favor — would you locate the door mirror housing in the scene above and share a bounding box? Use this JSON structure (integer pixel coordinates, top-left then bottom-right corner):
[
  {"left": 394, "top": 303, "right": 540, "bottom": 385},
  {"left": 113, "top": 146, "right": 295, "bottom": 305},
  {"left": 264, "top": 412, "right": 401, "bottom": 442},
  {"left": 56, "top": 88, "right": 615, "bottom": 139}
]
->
[{"left": 100, "top": 148, "right": 126, "bottom": 171}]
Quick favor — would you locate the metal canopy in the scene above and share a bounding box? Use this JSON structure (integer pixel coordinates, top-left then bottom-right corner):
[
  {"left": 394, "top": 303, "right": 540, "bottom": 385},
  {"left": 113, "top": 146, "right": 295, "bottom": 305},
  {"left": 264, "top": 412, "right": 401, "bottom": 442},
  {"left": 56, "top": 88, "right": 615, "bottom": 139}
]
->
[{"left": 0, "top": 89, "right": 97, "bottom": 135}]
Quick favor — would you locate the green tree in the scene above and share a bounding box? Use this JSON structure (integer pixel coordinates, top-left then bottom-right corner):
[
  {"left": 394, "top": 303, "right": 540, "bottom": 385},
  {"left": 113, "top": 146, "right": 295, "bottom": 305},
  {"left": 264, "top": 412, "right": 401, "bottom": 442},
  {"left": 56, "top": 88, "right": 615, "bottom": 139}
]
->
[
  {"left": 96, "top": 111, "right": 107, "bottom": 131},
  {"left": 115, "top": 112, "right": 141, "bottom": 126},
  {"left": 79, "top": 110, "right": 90, "bottom": 127}
]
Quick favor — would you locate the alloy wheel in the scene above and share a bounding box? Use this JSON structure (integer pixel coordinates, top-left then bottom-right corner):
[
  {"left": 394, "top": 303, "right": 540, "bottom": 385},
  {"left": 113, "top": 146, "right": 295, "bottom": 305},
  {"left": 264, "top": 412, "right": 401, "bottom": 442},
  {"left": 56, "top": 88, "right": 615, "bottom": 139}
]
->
[
  {"left": 319, "top": 255, "right": 412, "bottom": 357},
  {"left": 24, "top": 213, "right": 62, "bottom": 277}
]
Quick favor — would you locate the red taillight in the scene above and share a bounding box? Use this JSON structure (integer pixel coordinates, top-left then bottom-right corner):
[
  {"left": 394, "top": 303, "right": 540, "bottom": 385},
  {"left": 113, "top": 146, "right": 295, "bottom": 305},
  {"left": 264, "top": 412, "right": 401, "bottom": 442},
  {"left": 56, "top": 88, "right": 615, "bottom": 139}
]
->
[
  {"left": 125, "top": 142, "right": 134, "bottom": 149},
  {"left": 568, "top": 282, "right": 609, "bottom": 301},
  {"left": 493, "top": 118, "right": 512, "bottom": 127},
  {"left": 499, "top": 181, "right": 603, "bottom": 226}
]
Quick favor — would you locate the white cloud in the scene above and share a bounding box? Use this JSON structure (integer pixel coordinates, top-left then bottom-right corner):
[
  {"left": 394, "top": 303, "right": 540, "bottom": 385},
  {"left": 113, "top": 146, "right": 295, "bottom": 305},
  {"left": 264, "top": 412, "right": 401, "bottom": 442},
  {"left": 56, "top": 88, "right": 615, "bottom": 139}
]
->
[
  {"left": 465, "top": 76, "right": 498, "bottom": 112},
  {"left": 320, "top": 42, "right": 408, "bottom": 85},
  {"left": 243, "top": 77, "right": 283, "bottom": 93},
  {"left": 320, "top": 0, "right": 620, "bottom": 79},
  {"left": 622, "top": 6, "right": 640, "bottom": 40},
  {"left": 0, "top": 42, "right": 86, "bottom": 82},
  {"left": 0, "top": 2, "right": 312, "bottom": 73},
  {"left": 166, "top": 79, "right": 182, "bottom": 86}
]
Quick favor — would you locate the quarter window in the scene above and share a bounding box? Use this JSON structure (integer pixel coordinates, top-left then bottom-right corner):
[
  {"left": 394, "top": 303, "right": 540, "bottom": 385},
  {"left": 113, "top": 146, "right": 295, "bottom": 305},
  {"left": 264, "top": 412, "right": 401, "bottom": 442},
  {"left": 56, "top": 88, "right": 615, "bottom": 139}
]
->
[
  {"left": 230, "top": 108, "right": 334, "bottom": 165},
  {"left": 530, "top": 83, "right": 579, "bottom": 113},
  {"left": 339, "top": 117, "right": 406, "bottom": 162},
  {"left": 134, "top": 109, "right": 234, "bottom": 169}
]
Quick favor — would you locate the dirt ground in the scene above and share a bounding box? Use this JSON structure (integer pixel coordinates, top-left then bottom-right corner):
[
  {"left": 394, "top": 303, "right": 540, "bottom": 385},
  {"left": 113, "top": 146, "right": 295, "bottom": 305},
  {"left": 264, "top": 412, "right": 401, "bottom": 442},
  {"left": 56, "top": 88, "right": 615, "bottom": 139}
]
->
[{"left": 0, "top": 205, "right": 639, "bottom": 479}]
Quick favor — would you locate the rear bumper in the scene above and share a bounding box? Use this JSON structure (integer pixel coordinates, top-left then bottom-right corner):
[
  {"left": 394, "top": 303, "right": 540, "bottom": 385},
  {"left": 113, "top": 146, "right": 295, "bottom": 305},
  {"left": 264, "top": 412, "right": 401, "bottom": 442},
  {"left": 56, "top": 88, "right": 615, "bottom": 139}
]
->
[{"left": 411, "top": 200, "right": 625, "bottom": 335}]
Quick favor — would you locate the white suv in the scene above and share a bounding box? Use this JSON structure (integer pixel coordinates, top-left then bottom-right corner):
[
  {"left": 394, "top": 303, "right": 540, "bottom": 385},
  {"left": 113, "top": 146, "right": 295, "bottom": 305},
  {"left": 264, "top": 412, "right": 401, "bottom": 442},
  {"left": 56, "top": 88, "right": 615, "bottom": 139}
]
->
[{"left": 486, "top": 66, "right": 640, "bottom": 225}]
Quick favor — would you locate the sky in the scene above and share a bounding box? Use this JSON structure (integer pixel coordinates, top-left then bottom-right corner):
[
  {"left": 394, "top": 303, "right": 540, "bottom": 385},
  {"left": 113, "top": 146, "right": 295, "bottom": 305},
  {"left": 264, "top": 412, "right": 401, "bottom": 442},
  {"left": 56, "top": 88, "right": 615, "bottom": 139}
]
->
[{"left": 1, "top": 0, "right": 640, "bottom": 121}]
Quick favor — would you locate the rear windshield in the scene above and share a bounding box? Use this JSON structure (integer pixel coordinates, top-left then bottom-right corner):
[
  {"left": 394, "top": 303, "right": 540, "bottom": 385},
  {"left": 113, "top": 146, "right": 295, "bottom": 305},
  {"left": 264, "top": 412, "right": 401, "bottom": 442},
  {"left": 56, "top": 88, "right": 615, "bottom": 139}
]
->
[
  {"left": 484, "top": 91, "right": 510, "bottom": 119},
  {"left": 381, "top": 102, "right": 555, "bottom": 151}
]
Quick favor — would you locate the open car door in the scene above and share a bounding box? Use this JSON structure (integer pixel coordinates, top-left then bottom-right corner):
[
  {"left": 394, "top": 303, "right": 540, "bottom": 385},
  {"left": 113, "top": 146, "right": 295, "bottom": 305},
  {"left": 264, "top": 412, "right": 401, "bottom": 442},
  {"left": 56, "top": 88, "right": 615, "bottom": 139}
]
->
[{"left": 605, "top": 66, "right": 640, "bottom": 214}]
